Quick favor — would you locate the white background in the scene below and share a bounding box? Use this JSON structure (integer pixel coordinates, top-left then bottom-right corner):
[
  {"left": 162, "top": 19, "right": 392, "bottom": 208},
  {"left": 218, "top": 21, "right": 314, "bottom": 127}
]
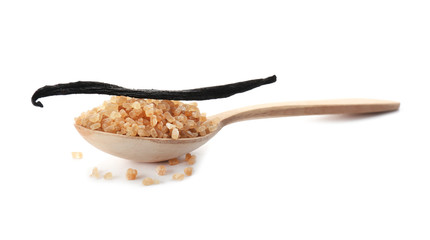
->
[{"left": 1, "top": 1, "right": 429, "bottom": 239}]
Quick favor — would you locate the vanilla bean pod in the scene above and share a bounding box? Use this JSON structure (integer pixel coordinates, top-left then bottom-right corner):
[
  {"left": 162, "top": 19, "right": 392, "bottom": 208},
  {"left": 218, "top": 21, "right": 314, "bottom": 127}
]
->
[{"left": 31, "top": 75, "right": 276, "bottom": 107}]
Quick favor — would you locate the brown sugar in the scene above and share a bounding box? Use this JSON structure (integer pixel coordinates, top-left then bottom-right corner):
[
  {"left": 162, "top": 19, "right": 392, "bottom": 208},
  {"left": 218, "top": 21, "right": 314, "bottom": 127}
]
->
[
  {"left": 142, "top": 177, "right": 155, "bottom": 186},
  {"left": 184, "top": 167, "right": 193, "bottom": 176},
  {"left": 156, "top": 165, "right": 167, "bottom": 176},
  {"left": 185, "top": 154, "right": 196, "bottom": 165},
  {"left": 75, "top": 96, "right": 219, "bottom": 139},
  {"left": 126, "top": 168, "right": 138, "bottom": 180},
  {"left": 103, "top": 172, "right": 113, "bottom": 180},
  {"left": 172, "top": 173, "right": 185, "bottom": 181},
  {"left": 90, "top": 167, "right": 100, "bottom": 178},
  {"left": 168, "top": 158, "right": 180, "bottom": 166},
  {"left": 71, "top": 152, "right": 83, "bottom": 159}
]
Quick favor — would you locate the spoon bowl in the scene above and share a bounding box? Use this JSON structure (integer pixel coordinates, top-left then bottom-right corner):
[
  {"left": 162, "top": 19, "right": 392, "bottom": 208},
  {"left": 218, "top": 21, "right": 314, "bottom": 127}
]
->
[
  {"left": 75, "top": 124, "right": 220, "bottom": 162},
  {"left": 75, "top": 98, "right": 400, "bottom": 162}
]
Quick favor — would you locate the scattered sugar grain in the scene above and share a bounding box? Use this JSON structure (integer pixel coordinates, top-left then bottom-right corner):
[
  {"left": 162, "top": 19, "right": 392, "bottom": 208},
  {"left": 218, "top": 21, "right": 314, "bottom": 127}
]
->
[
  {"left": 90, "top": 167, "right": 100, "bottom": 178},
  {"left": 71, "top": 152, "right": 83, "bottom": 159},
  {"left": 168, "top": 158, "right": 180, "bottom": 166},
  {"left": 103, "top": 172, "right": 113, "bottom": 180},
  {"left": 184, "top": 167, "right": 193, "bottom": 176},
  {"left": 156, "top": 165, "right": 166, "bottom": 176},
  {"left": 126, "top": 168, "right": 138, "bottom": 180},
  {"left": 142, "top": 177, "right": 155, "bottom": 186},
  {"left": 186, "top": 155, "right": 196, "bottom": 165},
  {"left": 172, "top": 173, "right": 185, "bottom": 181}
]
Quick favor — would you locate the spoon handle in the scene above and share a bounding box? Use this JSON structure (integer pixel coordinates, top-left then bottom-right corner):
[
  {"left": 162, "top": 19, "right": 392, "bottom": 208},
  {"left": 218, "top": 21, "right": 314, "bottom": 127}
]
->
[{"left": 212, "top": 99, "right": 400, "bottom": 126}]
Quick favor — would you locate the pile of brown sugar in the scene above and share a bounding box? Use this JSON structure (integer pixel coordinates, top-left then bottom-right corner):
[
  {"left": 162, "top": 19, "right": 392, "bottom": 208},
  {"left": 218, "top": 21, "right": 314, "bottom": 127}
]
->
[{"left": 75, "top": 96, "right": 219, "bottom": 139}]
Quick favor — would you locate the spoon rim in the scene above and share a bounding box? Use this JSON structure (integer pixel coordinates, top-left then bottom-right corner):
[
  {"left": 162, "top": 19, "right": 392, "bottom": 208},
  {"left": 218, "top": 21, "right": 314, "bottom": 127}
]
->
[{"left": 74, "top": 124, "right": 220, "bottom": 144}]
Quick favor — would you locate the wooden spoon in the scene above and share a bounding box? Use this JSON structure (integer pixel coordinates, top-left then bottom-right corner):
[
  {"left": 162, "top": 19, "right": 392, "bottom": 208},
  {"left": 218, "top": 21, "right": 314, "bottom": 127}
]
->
[{"left": 75, "top": 98, "right": 399, "bottom": 162}]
